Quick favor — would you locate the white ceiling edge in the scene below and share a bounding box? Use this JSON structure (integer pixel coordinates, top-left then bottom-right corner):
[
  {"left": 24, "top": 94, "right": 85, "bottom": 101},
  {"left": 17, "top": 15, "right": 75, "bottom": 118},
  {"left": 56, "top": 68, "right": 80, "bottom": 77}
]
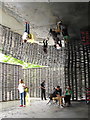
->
[{"left": 1, "top": 0, "right": 90, "bottom": 2}]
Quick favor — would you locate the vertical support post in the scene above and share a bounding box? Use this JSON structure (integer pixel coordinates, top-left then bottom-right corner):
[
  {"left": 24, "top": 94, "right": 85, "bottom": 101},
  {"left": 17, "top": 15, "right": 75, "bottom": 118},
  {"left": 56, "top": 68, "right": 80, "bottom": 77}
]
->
[
  {"left": 71, "top": 43, "right": 74, "bottom": 100},
  {"left": 74, "top": 42, "right": 78, "bottom": 101},
  {"left": 0, "top": 63, "right": 3, "bottom": 101}
]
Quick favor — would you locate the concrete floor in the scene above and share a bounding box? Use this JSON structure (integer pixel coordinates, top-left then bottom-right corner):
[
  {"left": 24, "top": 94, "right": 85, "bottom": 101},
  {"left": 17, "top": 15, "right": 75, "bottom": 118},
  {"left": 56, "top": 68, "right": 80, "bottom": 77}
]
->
[{"left": 0, "top": 98, "right": 88, "bottom": 119}]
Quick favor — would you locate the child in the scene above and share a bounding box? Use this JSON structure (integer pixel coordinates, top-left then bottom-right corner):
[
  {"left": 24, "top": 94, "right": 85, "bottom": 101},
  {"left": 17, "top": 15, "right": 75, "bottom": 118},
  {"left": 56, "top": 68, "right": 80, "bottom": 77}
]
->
[{"left": 24, "top": 87, "right": 30, "bottom": 105}]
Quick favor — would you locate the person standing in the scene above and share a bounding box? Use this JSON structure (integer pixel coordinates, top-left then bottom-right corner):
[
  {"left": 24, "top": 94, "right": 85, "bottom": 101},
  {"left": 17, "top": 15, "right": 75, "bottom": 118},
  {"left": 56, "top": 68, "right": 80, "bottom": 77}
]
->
[
  {"left": 64, "top": 86, "right": 72, "bottom": 106},
  {"left": 41, "top": 81, "right": 47, "bottom": 100},
  {"left": 18, "top": 79, "right": 26, "bottom": 107}
]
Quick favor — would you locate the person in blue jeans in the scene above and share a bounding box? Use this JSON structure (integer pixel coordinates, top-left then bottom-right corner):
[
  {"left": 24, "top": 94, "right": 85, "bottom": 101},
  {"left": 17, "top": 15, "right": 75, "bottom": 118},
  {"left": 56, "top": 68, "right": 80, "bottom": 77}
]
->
[
  {"left": 18, "top": 79, "right": 26, "bottom": 107},
  {"left": 22, "top": 22, "right": 32, "bottom": 43}
]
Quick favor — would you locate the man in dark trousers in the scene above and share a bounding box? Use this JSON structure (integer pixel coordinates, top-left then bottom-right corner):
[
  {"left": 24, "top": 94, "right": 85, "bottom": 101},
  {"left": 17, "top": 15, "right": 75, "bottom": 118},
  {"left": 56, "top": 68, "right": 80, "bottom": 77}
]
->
[{"left": 41, "top": 81, "right": 47, "bottom": 100}]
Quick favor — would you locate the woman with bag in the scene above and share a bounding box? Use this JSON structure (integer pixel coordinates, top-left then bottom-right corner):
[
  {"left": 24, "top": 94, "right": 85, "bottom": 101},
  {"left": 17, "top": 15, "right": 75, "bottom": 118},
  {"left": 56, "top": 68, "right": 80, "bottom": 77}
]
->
[{"left": 18, "top": 79, "right": 27, "bottom": 107}]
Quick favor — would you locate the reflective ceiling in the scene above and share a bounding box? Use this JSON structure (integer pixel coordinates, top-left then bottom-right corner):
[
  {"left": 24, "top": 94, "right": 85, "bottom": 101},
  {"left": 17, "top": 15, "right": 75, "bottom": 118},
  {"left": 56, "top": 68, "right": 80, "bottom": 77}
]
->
[{"left": 1, "top": 1, "right": 89, "bottom": 43}]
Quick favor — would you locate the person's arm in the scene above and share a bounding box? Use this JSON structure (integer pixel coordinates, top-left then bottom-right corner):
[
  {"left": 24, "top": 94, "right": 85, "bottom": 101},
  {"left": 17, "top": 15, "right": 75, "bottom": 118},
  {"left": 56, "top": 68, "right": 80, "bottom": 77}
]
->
[
  {"left": 22, "top": 84, "right": 27, "bottom": 88},
  {"left": 70, "top": 90, "right": 72, "bottom": 95},
  {"left": 40, "top": 86, "right": 46, "bottom": 89},
  {"left": 60, "top": 89, "right": 62, "bottom": 96},
  {"left": 56, "top": 94, "right": 60, "bottom": 97},
  {"left": 56, "top": 91, "right": 60, "bottom": 97}
]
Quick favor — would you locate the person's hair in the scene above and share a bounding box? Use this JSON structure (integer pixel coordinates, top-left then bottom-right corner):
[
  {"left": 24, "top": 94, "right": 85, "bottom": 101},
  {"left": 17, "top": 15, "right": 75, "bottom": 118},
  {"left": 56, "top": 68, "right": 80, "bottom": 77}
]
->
[
  {"left": 24, "top": 40, "right": 27, "bottom": 43},
  {"left": 66, "top": 85, "right": 71, "bottom": 90},
  {"left": 19, "top": 79, "right": 24, "bottom": 83},
  {"left": 57, "top": 86, "right": 60, "bottom": 88}
]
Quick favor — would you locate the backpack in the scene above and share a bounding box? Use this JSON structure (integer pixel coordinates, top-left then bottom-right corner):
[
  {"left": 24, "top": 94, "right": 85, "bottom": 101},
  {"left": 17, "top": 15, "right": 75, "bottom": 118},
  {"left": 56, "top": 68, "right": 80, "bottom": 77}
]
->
[
  {"left": 24, "top": 87, "right": 29, "bottom": 92},
  {"left": 28, "top": 34, "right": 32, "bottom": 39}
]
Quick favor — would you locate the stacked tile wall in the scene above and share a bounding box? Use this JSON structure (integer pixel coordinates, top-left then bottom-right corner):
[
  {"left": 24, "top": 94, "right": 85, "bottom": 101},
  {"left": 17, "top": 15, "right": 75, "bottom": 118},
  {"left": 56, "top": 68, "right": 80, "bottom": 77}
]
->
[{"left": 0, "top": 62, "right": 23, "bottom": 101}]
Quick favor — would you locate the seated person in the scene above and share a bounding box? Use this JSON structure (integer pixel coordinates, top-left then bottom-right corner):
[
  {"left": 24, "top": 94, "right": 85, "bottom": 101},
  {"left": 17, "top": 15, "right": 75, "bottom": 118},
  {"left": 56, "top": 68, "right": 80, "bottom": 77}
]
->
[{"left": 51, "top": 86, "right": 64, "bottom": 108}]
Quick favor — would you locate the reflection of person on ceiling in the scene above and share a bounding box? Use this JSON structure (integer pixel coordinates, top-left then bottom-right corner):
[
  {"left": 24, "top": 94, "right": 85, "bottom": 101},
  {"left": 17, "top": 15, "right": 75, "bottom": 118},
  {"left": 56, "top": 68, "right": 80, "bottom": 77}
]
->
[
  {"left": 49, "top": 21, "right": 62, "bottom": 50},
  {"left": 22, "top": 22, "right": 32, "bottom": 43},
  {"left": 43, "top": 37, "right": 49, "bottom": 54},
  {"left": 57, "top": 21, "right": 70, "bottom": 42}
]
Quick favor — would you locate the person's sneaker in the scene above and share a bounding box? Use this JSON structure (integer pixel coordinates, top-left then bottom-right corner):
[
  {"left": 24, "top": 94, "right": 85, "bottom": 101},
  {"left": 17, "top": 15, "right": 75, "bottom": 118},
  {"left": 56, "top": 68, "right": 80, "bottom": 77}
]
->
[
  {"left": 23, "top": 105, "right": 26, "bottom": 107},
  {"left": 60, "top": 105, "right": 64, "bottom": 108},
  {"left": 19, "top": 105, "right": 23, "bottom": 107}
]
